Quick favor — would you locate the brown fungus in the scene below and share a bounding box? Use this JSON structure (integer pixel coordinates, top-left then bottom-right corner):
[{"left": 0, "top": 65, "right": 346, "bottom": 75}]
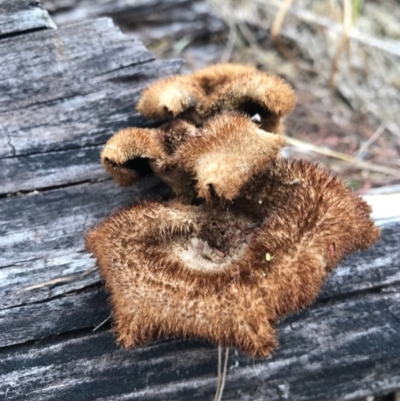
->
[
  {"left": 89, "top": 63, "right": 379, "bottom": 357},
  {"left": 172, "top": 113, "right": 287, "bottom": 202},
  {"left": 86, "top": 158, "right": 379, "bottom": 357},
  {"left": 101, "top": 127, "right": 169, "bottom": 187},
  {"left": 101, "top": 64, "right": 297, "bottom": 202},
  {"left": 136, "top": 63, "right": 296, "bottom": 133},
  {"left": 100, "top": 122, "right": 198, "bottom": 201},
  {"left": 101, "top": 113, "right": 287, "bottom": 203}
]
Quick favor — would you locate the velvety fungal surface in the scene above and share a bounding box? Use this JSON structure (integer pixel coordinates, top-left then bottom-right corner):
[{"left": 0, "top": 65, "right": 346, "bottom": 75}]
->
[
  {"left": 87, "top": 157, "right": 379, "bottom": 356},
  {"left": 89, "top": 63, "right": 379, "bottom": 356},
  {"left": 136, "top": 63, "right": 296, "bottom": 132}
]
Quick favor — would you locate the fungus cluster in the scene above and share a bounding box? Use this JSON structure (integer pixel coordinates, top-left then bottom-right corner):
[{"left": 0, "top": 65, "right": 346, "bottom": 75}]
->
[{"left": 86, "top": 64, "right": 380, "bottom": 357}]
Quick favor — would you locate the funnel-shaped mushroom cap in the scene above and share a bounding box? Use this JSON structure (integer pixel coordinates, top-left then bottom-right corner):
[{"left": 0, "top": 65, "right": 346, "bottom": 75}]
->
[
  {"left": 191, "top": 63, "right": 258, "bottom": 93},
  {"left": 136, "top": 75, "right": 205, "bottom": 122},
  {"left": 206, "top": 69, "right": 297, "bottom": 134},
  {"left": 101, "top": 124, "right": 199, "bottom": 201},
  {"left": 136, "top": 63, "right": 296, "bottom": 134},
  {"left": 86, "top": 158, "right": 379, "bottom": 357},
  {"left": 136, "top": 64, "right": 255, "bottom": 121},
  {"left": 101, "top": 127, "right": 168, "bottom": 187},
  {"left": 208, "top": 69, "right": 296, "bottom": 116},
  {"left": 101, "top": 112, "right": 286, "bottom": 203},
  {"left": 173, "top": 113, "right": 287, "bottom": 202}
]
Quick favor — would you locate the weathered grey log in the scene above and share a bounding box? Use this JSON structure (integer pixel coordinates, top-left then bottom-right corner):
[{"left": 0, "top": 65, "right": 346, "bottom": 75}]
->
[
  {"left": 42, "top": 0, "right": 225, "bottom": 42},
  {"left": 0, "top": 145, "right": 106, "bottom": 195},
  {"left": 0, "top": 3, "right": 400, "bottom": 401},
  {"left": 0, "top": 17, "right": 181, "bottom": 193},
  {"left": 0, "top": 178, "right": 168, "bottom": 310},
  {"left": 1, "top": 289, "right": 399, "bottom": 401},
  {"left": 0, "top": 19, "right": 179, "bottom": 149},
  {"left": 0, "top": 0, "right": 55, "bottom": 38}
]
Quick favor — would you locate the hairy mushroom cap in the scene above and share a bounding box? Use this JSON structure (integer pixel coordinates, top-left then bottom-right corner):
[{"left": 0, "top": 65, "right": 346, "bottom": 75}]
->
[
  {"left": 159, "top": 119, "right": 199, "bottom": 152},
  {"left": 101, "top": 127, "right": 168, "bottom": 187},
  {"left": 86, "top": 158, "right": 379, "bottom": 357},
  {"left": 206, "top": 70, "right": 296, "bottom": 134},
  {"left": 135, "top": 64, "right": 296, "bottom": 132},
  {"left": 136, "top": 75, "right": 205, "bottom": 122},
  {"left": 136, "top": 64, "right": 258, "bottom": 122},
  {"left": 191, "top": 63, "right": 257, "bottom": 94},
  {"left": 173, "top": 113, "right": 287, "bottom": 202}
]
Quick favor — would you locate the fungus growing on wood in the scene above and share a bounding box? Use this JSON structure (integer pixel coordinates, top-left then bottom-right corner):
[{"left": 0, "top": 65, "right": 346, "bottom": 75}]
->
[
  {"left": 101, "top": 113, "right": 286, "bottom": 202},
  {"left": 102, "top": 64, "right": 296, "bottom": 202},
  {"left": 172, "top": 113, "right": 287, "bottom": 202},
  {"left": 101, "top": 121, "right": 198, "bottom": 201},
  {"left": 136, "top": 63, "right": 297, "bottom": 133},
  {"left": 101, "top": 127, "right": 169, "bottom": 187},
  {"left": 86, "top": 158, "right": 379, "bottom": 357},
  {"left": 88, "top": 63, "right": 379, "bottom": 357}
]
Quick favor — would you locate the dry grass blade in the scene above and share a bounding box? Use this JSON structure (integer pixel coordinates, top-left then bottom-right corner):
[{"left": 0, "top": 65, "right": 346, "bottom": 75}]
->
[
  {"left": 286, "top": 136, "right": 400, "bottom": 177},
  {"left": 271, "top": 0, "right": 296, "bottom": 58},
  {"left": 329, "top": 0, "right": 353, "bottom": 87},
  {"left": 207, "top": 0, "right": 239, "bottom": 62},
  {"left": 214, "top": 345, "right": 223, "bottom": 401},
  {"left": 214, "top": 347, "right": 229, "bottom": 401},
  {"left": 329, "top": 0, "right": 342, "bottom": 22},
  {"left": 221, "top": 23, "right": 238, "bottom": 62},
  {"left": 353, "top": 123, "right": 386, "bottom": 160},
  {"left": 93, "top": 315, "right": 112, "bottom": 332}
]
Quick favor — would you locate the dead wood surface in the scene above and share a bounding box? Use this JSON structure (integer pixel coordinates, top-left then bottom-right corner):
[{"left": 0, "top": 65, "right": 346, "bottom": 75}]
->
[
  {"left": 0, "top": 3, "right": 400, "bottom": 401},
  {"left": 0, "top": 0, "right": 55, "bottom": 39},
  {"left": 42, "top": 0, "right": 225, "bottom": 43}
]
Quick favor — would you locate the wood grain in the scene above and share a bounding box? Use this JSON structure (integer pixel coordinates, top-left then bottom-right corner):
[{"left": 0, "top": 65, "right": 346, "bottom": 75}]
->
[
  {"left": 0, "top": 19, "right": 181, "bottom": 157},
  {"left": 0, "top": 178, "right": 169, "bottom": 310},
  {"left": 0, "top": 17, "right": 181, "bottom": 194},
  {"left": 43, "top": 0, "right": 225, "bottom": 42},
  {"left": 1, "top": 289, "right": 399, "bottom": 401},
  {"left": 0, "top": 145, "right": 106, "bottom": 195},
  {"left": 0, "top": 0, "right": 55, "bottom": 39}
]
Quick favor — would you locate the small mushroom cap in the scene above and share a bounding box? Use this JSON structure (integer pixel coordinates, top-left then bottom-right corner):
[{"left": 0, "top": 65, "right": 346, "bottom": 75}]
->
[
  {"left": 173, "top": 113, "right": 287, "bottom": 201},
  {"left": 136, "top": 75, "right": 204, "bottom": 120},
  {"left": 192, "top": 63, "right": 258, "bottom": 93},
  {"left": 101, "top": 127, "right": 168, "bottom": 186},
  {"left": 205, "top": 69, "right": 296, "bottom": 134},
  {"left": 135, "top": 63, "right": 296, "bottom": 133}
]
